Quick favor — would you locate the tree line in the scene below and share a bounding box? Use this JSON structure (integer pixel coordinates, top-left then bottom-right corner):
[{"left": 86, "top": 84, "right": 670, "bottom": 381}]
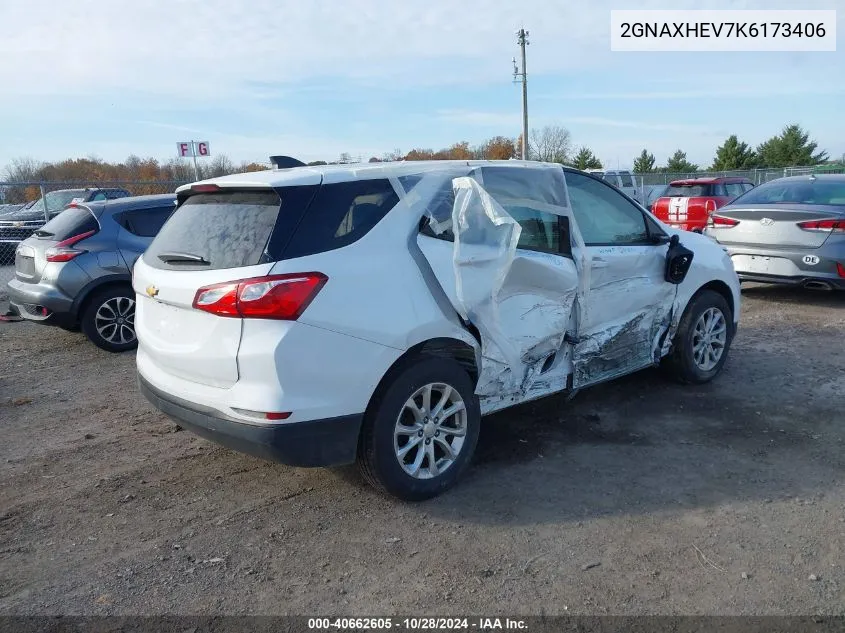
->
[
  {"left": 2, "top": 123, "right": 836, "bottom": 201},
  {"left": 633, "top": 124, "right": 831, "bottom": 174}
]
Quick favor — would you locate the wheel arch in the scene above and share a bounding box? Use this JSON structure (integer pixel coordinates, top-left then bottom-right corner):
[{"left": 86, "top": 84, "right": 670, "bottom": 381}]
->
[
  {"left": 363, "top": 336, "right": 480, "bottom": 422},
  {"left": 691, "top": 279, "right": 735, "bottom": 322},
  {"left": 73, "top": 275, "right": 133, "bottom": 320}
]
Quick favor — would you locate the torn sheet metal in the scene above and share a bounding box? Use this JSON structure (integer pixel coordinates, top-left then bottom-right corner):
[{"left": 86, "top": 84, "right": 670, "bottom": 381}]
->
[
  {"left": 449, "top": 176, "right": 579, "bottom": 399},
  {"left": 404, "top": 164, "right": 581, "bottom": 410}
]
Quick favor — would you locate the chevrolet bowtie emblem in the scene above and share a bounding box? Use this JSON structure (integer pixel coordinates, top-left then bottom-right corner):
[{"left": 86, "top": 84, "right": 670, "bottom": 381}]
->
[{"left": 146, "top": 285, "right": 159, "bottom": 298}]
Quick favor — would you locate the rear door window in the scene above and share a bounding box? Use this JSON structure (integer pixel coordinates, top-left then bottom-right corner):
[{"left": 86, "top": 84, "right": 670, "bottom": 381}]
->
[
  {"left": 724, "top": 183, "right": 745, "bottom": 199},
  {"left": 35, "top": 207, "right": 99, "bottom": 241},
  {"left": 120, "top": 206, "right": 175, "bottom": 238},
  {"left": 619, "top": 173, "right": 634, "bottom": 188},
  {"left": 282, "top": 179, "right": 399, "bottom": 259}
]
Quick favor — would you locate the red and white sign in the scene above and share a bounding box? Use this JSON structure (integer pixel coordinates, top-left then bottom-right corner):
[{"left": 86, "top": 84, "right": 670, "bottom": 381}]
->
[{"left": 177, "top": 141, "right": 211, "bottom": 158}]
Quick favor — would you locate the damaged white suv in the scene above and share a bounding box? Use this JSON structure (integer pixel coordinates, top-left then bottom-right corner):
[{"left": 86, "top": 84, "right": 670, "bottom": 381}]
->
[{"left": 134, "top": 160, "right": 740, "bottom": 500}]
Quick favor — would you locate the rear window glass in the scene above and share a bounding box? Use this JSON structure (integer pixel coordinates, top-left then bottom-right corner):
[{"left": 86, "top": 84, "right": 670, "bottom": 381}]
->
[
  {"left": 146, "top": 190, "right": 282, "bottom": 270},
  {"left": 283, "top": 179, "right": 399, "bottom": 259},
  {"left": 35, "top": 207, "right": 99, "bottom": 241},
  {"left": 664, "top": 184, "right": 713, "bottom": 197},
  {"left": 619, "top": 173, "right": 634, "bottom": 188},
  {"left": 119, "top": 206, "right": 175, "bottom": 238},
  {"left": 730, "top": 179, "right": 845, "bottom": 206}
]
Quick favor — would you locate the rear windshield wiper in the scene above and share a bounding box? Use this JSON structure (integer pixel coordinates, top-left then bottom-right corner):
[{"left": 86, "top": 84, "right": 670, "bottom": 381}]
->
[{"left": 157, "top": 252, "right": 211, "bottom": 265}]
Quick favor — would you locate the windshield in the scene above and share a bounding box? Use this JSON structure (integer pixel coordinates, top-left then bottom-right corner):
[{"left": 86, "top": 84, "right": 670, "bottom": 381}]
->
[
  {"left": 29, "top": 190, "right": 87, "bottom": 215},
  {"left": 731, "top": 179, "right": 845, "bottom": 206}
]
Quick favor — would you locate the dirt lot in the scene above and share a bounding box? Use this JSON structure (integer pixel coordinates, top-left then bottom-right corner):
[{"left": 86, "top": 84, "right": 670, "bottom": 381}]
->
[{"left": 1, "top": 284, "right": 844, "bottom": 616}]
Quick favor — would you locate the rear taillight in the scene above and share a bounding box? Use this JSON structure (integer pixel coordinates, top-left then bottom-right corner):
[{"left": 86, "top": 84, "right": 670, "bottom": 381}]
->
[
  {"left": 707, "top": 215, "right": 739, "bottom": 228},
  {"left": 192, "top": 273, "right": 328, "bottom": 320},
  {"left": 797, "top": 219, "right": 845, "bottom": 233},
  {"left": 45, "top": 229, "right": 97, "bottom": 262}
]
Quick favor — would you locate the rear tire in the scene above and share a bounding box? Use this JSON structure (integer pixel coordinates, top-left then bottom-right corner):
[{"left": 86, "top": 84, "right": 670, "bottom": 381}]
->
[
  {"left": 81, "top": 286, "right": 137, "bottom": 353},
  {"left": 357, "top": 357, "right": 481, "bottom": 501},
  {"left": 662, "top": 289, "right": 733, "bottom": 384}
]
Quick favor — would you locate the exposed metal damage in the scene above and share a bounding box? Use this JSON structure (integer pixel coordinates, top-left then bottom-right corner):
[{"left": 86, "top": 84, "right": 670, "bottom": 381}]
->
[{"left": 404, "top": 162, "right": 680, "bottom": 413}]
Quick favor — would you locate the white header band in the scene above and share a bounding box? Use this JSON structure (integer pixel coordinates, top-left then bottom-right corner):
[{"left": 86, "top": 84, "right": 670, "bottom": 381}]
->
[{"left": 611, "top": 10, "right": 836, "bottom": 52}]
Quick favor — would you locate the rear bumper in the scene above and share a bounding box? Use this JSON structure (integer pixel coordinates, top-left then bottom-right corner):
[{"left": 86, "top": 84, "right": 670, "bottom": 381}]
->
[
  {"left": 6, "top": 278, "right": 78, "bottom": 326},
  {"left": 138, "top": 375, "right": 363, "bottom": 467},
  {"left": 715, "top": 244, "right": 845, "bottom": 290},
  {"left": 737, "top": 272, "right": 845, "bottom": 290}
]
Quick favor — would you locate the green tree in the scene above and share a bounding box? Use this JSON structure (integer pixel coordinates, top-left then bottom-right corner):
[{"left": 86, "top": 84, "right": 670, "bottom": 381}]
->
[
  {"left": 756, "top": 124, "right": 828, "bottom": 167},
  {"left": 711, "top": 135, "right": 758, "bottom": 170},
  {"left": 632, "top": 149, "right": 656, "bottom": 173},
  {"left": 570, "top": 147, "right": 603, "bottom": 170},
  {"left": 664, "top": 150, "right": 698, "bottom": 173}
]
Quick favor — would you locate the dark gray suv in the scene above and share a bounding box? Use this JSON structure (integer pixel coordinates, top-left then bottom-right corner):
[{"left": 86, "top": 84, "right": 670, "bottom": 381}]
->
[{"left": 7, "top": 194, "right": 176, "bottom": 352}]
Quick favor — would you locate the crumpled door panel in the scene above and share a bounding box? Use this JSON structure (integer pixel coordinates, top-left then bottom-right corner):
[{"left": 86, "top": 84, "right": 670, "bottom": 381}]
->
[{"left": 413, "top": 169, "right": 581, "bottom": 414}]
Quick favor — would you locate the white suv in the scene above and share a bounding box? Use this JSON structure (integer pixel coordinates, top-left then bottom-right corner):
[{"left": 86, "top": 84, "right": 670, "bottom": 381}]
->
[{"left": 134, "top": 160, "right": 740, "bottom": 500}]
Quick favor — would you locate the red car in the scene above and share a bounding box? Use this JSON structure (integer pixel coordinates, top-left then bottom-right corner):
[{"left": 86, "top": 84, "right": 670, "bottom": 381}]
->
[{"left": 652, "top": 177, "right": 755, "bottom": 233}]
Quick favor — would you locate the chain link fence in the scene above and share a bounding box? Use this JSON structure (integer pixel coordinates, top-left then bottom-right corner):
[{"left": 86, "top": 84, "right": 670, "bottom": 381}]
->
[
  {"left": 639, "top": 164, "right": 845, "bottom": 187},
  {"left": 0, "top": 181, "right": 187, "bottom": 313}
]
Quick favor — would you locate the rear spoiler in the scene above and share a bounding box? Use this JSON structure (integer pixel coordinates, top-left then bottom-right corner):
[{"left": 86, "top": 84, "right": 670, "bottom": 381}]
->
[{"left": 269, "top": 156, "right": 306, "bottom": 169}]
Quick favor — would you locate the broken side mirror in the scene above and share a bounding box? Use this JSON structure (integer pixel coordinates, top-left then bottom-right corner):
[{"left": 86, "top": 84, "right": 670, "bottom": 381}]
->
[{"left": 664, "top": 234, "right": 694, "bottom": 284}]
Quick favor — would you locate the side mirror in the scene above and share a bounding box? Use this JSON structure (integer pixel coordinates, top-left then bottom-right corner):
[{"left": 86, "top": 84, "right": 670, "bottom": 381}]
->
[{"left": 664, "top": 234, "right": 694, "bottom": 284}]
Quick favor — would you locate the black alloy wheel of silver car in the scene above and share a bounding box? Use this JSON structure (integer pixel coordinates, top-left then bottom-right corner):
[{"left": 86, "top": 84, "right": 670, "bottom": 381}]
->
[
  {"left": 80, "top": 286, "right": 138, "bottom": 353},
  {"left": 662, "top": 289, "right": 734, "bottom": 384},
  {"left": 357, "top": 356, "right": 481, "bottom": 501}
]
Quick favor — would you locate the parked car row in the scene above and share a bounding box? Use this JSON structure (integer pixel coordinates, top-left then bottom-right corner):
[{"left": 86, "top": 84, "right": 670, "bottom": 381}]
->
[
  {"left": 7, "top": 193, "right": 175, "bottom": 350},
  {"left": 5, "top": 162, "right": 841, "bottom": 500},
  {"left": 651, "top": 174, "right": 845, "bottom": 290},
  {"left": 0, "top": 188, "right": 132, "bottom": 260}
]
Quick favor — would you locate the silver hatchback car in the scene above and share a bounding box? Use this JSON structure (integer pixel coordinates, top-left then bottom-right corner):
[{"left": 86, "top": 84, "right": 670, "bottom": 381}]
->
[
  {"left": 704, "top": 175, "right": 845, "bottom": 291},
  {"left": 7, "top": 194, "right": 177, "bottom": 351}
]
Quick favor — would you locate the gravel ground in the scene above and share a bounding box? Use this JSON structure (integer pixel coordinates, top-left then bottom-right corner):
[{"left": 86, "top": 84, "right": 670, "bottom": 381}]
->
[{"left": 1, "top": 284, "right": 844, "bottom": 616}]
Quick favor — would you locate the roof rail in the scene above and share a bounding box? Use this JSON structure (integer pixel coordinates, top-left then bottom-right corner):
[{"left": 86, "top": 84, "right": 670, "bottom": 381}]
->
[{"left": 269, "top": 156, "right": 307, "bottom": 169}]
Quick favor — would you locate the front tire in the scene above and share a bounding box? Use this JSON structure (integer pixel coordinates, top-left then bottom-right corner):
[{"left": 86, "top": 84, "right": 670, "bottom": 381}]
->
[
  {"left": 357, "top": 357, "right": 481, "bottom": 501},
  {"left": 81, "top": 286, "right": 137, "bottom": 353},
  {"left": 662, "top": 289, "right": 733, "bottom": 384}
]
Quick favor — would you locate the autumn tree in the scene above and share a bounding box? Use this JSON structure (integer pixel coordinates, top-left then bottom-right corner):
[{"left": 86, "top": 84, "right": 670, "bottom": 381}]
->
[
  {"left": 478, "top": 136, "right": 517, "bottom": 160},
  {"left": 570, "top": 147, "right": 602, "bottom": 170},
  {"left": 238, "top": 162, "right": 269, "bottom": 172},
  {"left": 404, "top": 149, "right": 436, "bottom": 161},
  {"left": 756, "top": 124, "right": 828, "bottom": 167},
  {"left": 527, "top": 125, "right": 572, "bottom": 163},
  {"left": 633, "top": 150, "right": 656, "bottom": 173},
  {"left": 711, "top": 135, "right": 757, "bottom": 170},
  {"left": 664, "top": 150, "right": 698, "bottom": 173}
]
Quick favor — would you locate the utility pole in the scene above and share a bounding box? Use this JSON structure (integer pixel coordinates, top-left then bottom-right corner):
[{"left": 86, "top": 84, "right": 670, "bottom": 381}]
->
[{"left": 513, "top": 28, "right": 529, "bottom": 160}]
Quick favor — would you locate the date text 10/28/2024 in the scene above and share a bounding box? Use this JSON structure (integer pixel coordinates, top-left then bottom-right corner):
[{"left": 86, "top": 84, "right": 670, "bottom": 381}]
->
[{"left": 308, "top": 618, "right": 528, "bottom": 631}]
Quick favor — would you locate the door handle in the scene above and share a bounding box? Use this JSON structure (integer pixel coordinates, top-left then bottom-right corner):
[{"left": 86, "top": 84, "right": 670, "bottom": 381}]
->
[{"left": 591, "top": 256, "right": 609, "bottom": 268}]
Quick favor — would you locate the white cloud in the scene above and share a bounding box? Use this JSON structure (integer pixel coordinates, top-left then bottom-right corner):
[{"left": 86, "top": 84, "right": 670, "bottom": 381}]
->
[
  {"left": 0, "top": 0, "right": 842, "bottom": 167},
  {"left": 6, "top": 0, "right": 827, "bottom": 99}
]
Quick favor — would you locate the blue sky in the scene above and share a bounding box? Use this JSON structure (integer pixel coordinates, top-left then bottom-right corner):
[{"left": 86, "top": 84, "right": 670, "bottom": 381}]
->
[{"left": 0, "top": 0, "right": 843, "bottom": 172}]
